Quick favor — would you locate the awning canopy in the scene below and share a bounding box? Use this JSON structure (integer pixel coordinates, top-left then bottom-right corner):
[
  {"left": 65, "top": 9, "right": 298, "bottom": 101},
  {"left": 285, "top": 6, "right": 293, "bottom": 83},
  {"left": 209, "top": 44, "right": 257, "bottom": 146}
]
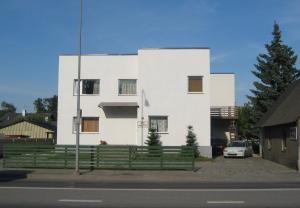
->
[{"left": 98, "top": 102, "right": 139, "bottom": 108}]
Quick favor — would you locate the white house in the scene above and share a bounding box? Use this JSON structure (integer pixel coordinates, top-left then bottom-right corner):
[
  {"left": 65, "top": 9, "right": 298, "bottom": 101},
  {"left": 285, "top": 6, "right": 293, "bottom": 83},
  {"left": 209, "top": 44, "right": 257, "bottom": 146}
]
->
[{"left": 57, "top": 48, "right": 236, "bottom": 158}]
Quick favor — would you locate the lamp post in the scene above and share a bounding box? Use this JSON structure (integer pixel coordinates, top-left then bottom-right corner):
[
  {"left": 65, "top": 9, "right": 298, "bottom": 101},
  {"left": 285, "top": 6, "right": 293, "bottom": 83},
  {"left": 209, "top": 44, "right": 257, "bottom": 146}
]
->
[{"left": 75, "top": 0, "right": 83, "bottom": 175}]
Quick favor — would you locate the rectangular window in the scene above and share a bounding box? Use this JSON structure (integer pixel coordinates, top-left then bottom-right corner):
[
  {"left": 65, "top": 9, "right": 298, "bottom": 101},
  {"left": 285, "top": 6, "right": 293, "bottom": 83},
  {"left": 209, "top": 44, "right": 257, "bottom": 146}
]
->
[
  {"left": 72, "top": 117, "right": 78, "bottom": 133},
  {"left": 282, "top": 129, "right": 287, "bottom": 151},
  {"left": 119, "top": 79, "right": 137, "bottom": 95},
  {"left": 73, "top": 79, "right": 100, "bottom": 95},
  {"left": 288, "top": 127, "right": 297, "bottom": 140},
  {"left": 281, "top": 138, "right": 287, "bottom": 151},
  {"left": 188, "top": 76, "right": 203, "bottom": 92},
  {"left": 82, "top": 117, "right": 99, "bottom": 132},
  {"left": 267, "top": 138, "right": 271, "bottom": 150},
  {"left": 149, "top": 116, "right": 168, "bottom": 133},
  {"left": 72, "top": 117, "right": 99, "bottom": 133}
]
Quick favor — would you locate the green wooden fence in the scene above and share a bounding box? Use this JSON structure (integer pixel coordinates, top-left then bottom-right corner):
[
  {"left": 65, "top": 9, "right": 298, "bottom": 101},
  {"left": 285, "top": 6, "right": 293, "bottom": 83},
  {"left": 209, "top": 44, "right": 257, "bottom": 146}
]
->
[{"left": 3, "top": 144, "right": 195, "bottom": 170}]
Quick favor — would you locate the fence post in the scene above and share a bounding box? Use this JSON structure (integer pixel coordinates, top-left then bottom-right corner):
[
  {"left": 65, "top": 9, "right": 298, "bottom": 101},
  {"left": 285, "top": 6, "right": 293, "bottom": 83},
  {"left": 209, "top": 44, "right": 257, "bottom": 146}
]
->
[
  {"left": 64, "top": 146, "right": 67, "bottom": 168},
  {"left": 160, "top": 146, "right": 163, "bottom": 169},
  {"left": 96, "top": 146, "right": 100, "bottom": 169},
  {"left": 192, "top": 147, "right": 195, "bottom": 170},
  {"left": 2, "top": 145, "right": 6, "bottom": 168},
  {"left": 33, "top": 149, "right": 37, "bottom": 168},
  {"left": 90, "top": 146, "right": 94, "bottom": 171},
  {"left": 129, "top": 146, "right": 132, "bottom": 169}
]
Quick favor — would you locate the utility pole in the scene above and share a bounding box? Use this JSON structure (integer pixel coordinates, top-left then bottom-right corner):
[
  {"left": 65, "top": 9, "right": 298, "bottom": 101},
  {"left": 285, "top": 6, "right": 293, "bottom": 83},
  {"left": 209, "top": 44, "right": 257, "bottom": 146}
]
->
[{"left": 75, "top": 0, "right": 83, "bottom": 175}]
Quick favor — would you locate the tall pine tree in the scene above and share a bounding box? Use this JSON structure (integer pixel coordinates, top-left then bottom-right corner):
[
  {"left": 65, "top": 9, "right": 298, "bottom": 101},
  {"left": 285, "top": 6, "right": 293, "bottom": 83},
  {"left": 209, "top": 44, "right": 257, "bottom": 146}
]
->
[{"left": 248, "top": 22, "right": 300, "bottom": 135}]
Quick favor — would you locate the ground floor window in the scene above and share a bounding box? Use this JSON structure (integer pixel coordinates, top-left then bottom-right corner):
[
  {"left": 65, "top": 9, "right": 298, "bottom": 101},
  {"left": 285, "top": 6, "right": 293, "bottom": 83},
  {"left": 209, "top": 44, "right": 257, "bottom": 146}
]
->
[
  {"left": 149, "top": 116, "right": 168, "bottom": 133},
  {"left": 267, "top": 138, "right": 271, "bottom": 150},
  {"left": 281, "top": 137, "right": 287, "bottom": 151},
  {"left": 73, "top": 117, "right": 99, "bottom": 133}
]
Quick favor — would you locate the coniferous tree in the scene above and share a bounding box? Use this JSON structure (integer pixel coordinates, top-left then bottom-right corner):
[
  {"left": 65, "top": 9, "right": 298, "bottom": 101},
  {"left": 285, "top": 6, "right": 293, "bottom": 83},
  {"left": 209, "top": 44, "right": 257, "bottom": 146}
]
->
[
  {"left": 247, "top": 22, "right": 300, "bottom": 136},
  {"left": 145, "top": 128, "right": 161, "bottom": 157},
  {"left": 186, "top": 125, "right": 199, "bottom": 157},
  {"left": 145, "top": 128, "right": 161, "bottom": 146}
]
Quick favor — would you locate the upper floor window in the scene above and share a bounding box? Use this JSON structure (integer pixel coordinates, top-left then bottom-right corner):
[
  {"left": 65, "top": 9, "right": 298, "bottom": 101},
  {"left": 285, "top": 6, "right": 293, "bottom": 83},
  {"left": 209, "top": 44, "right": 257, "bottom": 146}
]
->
[
  {"left": 74, "top": 79, "right": 100, "bottom": 95},
  {"left": 118, "top": 79, "right": 137, "bottom": 95},
  {"left": 188, "top": 76, "right": 203, "bottom": 93},
  {"left": 267, "top": 138, "right": 272, "bottom": 150},
  {"left": 149, "top": 116, "right": 168, "bottom": 133}
]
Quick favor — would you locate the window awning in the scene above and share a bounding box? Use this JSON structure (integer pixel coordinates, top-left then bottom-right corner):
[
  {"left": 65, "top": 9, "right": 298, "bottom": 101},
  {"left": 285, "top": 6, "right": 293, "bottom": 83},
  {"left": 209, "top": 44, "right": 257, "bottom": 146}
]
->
[{"left": 98, "top": 102, "right": 139, "bottom": 108}]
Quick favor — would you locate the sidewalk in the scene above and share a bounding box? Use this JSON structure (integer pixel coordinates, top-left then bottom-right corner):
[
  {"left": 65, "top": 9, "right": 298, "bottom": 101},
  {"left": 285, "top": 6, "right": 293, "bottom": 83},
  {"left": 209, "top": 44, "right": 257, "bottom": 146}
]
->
[{"left": 1, "top": 157, "right": 300, "bottom": 183}]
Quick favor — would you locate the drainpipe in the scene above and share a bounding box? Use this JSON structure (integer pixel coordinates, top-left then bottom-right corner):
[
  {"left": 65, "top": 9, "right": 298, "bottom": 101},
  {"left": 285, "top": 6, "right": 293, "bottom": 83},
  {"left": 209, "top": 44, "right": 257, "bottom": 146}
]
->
[
  {"left": 296, "top": 117, "right": 300, "bottom": 172},
  {"left": 259, "top": 128, "right": 263, "bottom": 158},
  {"left": 141, "top": 90, "right": 144, "bottom": 146}
]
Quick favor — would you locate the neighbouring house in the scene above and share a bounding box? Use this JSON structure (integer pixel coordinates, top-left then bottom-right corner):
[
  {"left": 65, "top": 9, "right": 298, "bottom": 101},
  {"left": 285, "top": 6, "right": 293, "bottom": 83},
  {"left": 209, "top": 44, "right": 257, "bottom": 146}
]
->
[
  {"left": 57, "top": 48, "right": 236, "bottom": 158},
  {"left": 258, "top": 80, "right": 300, "bottom": 170},
  {"left": 0, "top": 112, "right": 56, "bottom": 139}
]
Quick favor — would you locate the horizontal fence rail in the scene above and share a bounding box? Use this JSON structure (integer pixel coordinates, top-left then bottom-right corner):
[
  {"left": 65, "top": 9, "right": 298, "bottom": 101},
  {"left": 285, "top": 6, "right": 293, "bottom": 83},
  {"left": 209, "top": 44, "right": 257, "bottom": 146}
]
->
[{"left": 3, "top": 144, "right": 195, "bottom": 170}]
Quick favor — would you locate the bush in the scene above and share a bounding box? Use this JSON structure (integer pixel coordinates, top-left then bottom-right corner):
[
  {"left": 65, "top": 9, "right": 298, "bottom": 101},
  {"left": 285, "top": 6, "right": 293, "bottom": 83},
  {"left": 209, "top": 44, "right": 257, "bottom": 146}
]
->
[{"left": 186, "top": 125, "right": 199, "bottom": 158}]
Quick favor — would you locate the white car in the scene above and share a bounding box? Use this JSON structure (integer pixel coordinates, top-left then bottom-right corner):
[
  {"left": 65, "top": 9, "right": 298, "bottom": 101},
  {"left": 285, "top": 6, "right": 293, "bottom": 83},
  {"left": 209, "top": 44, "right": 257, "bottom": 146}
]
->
[{"left": 223, "top": 141, "right": 253, "bottom": 158}]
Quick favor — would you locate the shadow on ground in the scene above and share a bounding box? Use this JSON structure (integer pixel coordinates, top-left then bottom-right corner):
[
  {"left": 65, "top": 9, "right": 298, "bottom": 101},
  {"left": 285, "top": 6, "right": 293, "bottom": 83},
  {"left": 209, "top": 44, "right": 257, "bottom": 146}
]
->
[{"left": 0, "top": 170, "right": 33, "bottom": 182}]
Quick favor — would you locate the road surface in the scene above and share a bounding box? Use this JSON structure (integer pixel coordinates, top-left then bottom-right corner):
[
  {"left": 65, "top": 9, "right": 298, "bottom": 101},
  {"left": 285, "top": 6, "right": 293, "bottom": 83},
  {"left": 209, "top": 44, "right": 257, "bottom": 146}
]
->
[{"left": 0, "top": 180, "right": 300, "bottom": 207}]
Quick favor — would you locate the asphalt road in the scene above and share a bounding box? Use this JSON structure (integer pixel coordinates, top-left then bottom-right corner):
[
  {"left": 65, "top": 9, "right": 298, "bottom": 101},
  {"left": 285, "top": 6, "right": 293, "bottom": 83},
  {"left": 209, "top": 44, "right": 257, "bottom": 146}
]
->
[{"left": 1, "top": 180, "right": 300, "bottom": 207}]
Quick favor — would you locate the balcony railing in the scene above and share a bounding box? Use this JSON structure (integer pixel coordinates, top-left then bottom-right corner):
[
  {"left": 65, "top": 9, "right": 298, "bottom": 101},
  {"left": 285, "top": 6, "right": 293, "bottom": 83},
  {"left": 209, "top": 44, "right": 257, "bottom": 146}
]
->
[{"left": 210, "top": 106, "right": 238, "bottom": 119}]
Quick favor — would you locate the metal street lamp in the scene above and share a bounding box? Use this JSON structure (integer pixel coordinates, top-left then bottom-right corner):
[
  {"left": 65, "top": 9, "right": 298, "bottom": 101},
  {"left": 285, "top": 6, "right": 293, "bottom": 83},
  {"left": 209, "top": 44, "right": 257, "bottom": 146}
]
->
[{"left": 75, "top": 0, "right": 83, "bottom": 175}]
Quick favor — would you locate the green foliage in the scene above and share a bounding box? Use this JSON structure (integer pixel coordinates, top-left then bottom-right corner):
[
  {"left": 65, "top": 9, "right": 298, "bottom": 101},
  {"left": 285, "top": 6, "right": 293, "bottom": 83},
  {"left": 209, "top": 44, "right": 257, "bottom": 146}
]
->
[
  {"left": 145, "top": 128, "right": 161, "bottom": 146},
  {"left": 33, "top": 95, "right": 58, "bottom": 114},
  {"left": 0, "top": 101, "right": 16, "bottom": 118},
  {"left": 185, "top": 125, "right": 199, "bottom": 157},
  {"left": 247, "top": 22, "right": 300, "bottom": 136},
  {"left": 44, "top": 95, "right": 58, "bottom": 113},
  {"left": 25, "top": 114, "right": 50, "bottom": 124},
  {"left": 33, "top": 98, "right": 47, "bottom": 113},
  {"left": 3, "top": 113, "right": 51, "bottom": 125},
  {"left": 145, "top": 128, "right": 162, "bottom": 157},
  {"left": 1, "top": 101, "right": 16, "bottom": 112},
  {"left": 237, "top": 103, "right": 256, "bottom": 139}
]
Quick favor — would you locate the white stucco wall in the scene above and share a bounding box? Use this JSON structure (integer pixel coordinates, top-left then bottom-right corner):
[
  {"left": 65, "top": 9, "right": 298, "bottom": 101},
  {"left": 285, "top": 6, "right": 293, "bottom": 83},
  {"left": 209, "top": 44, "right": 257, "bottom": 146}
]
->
[
  {"left": 137, "top": 49, "right": 211, "bottom": 147},
  {"left": 210, "top": 73, "right": 235, "bottom": 107},
  {"left": 57, "top": 49, "right": 212, "bottom": 155},
  {"left": 57, "top": 55, "right": 138, "bottom": 145}
]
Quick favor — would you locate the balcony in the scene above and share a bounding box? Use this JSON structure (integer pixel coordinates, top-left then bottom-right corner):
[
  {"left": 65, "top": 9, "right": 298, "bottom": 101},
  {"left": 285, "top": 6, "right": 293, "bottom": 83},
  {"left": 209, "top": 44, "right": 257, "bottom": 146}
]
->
[{"left": 210, "top": 106, "right": 238, "bottom": 119}]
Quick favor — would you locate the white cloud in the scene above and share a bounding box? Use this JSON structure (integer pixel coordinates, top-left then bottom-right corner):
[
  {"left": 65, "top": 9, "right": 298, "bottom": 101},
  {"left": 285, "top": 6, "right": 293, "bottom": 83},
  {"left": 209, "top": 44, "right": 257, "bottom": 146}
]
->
[{"left": 211, "top": 53, "right": 228, "bottom": 63}]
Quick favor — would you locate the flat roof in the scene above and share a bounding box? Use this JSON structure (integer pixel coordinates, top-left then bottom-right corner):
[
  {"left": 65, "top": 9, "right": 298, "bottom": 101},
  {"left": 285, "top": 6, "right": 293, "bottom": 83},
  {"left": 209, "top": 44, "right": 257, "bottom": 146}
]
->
[
  {"left": 60, "top": 47, "right": 210, "bottom": 56},
  {"left": 139, "top": 47, "right": 210, "bottom": 50},
  {"left": 60, "top": 53, "right": 138, "bottom": 56},
  {"left": 210, "top": 72, "right": 235, "bottom": 74}
]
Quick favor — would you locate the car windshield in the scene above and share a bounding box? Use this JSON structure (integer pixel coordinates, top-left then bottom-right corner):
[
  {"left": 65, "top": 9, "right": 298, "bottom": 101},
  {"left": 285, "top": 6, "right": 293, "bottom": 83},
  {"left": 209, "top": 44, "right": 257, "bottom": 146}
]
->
[{"left": 228, "top": 142, "right": 246, "bottom": 147}]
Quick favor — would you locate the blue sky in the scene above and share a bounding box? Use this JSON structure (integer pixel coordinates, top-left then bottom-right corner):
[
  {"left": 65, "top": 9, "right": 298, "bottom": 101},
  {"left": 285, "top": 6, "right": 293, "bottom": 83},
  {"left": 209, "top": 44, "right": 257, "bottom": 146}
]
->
[{"left": 0, "top": 0, "right": 299, "bottom": 112}]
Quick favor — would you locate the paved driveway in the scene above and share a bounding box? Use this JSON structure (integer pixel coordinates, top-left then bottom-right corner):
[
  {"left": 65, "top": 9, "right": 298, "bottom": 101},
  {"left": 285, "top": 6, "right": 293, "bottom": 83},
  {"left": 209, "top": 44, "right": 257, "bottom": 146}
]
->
[{"left": 196, "top": 156, "right": 300, "bottom": 182}]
